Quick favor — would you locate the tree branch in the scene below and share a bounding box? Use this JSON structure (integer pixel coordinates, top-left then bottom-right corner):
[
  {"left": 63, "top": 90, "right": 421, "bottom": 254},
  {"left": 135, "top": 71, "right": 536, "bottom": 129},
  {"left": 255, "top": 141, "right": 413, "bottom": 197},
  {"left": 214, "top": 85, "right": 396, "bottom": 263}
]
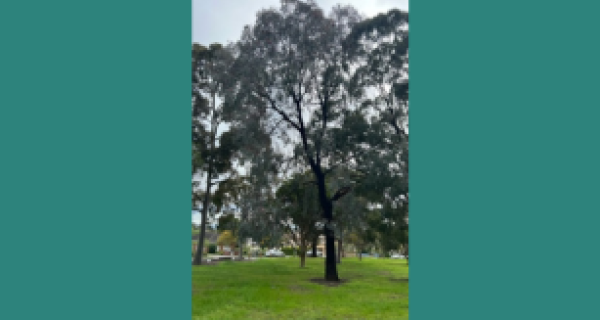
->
[
  {"left": 256, "top": 90, "right": 301, "bottom": 131},
  {"left": 295, "top": 99, "right": 318, "bottom": 171},
  {"left": 331, "top": 186, "right": 353, "bottom": 202},
  {"left": 209, "top": 172, "right": 236, "bottom": 186}
]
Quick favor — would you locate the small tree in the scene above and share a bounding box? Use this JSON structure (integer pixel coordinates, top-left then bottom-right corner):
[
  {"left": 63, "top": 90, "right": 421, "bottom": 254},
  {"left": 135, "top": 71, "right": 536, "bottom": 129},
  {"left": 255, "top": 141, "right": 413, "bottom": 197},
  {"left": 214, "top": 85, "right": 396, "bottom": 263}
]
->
[
  {"left": 216, "top": 230, "right": 237, "bottom": 255},
  {"left": 276, "top": 171, "right": 322, "bottom": 268}
]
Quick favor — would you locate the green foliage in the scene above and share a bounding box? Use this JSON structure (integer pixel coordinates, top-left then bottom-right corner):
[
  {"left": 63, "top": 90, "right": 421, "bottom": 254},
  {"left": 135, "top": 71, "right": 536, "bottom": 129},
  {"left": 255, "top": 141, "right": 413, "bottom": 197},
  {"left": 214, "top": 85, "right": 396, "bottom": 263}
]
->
[
  {"left": 217, "top": 230, "right": 236, "bottom": 247},
  {"left": 208, "top": 243, "right": 217, "bottom": 254},
  {"left": 281, "top": 247, "right": 295, "bottom": 256},
  {"left": 216, "top": 213, "right": 240, "bottom": 235},
  {"left": 192, "top": 42, "right": 242, "bottom": 213},
  {"left": 275, "top": 171, "right": 323, "bottom": 241}
]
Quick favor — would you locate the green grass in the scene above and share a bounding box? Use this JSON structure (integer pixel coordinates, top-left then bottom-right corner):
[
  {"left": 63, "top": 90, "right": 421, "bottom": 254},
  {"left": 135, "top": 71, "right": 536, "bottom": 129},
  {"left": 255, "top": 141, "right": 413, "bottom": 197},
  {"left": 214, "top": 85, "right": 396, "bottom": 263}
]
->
[{"left": 192, "top": 257, "right": 408, "bottom": 319}]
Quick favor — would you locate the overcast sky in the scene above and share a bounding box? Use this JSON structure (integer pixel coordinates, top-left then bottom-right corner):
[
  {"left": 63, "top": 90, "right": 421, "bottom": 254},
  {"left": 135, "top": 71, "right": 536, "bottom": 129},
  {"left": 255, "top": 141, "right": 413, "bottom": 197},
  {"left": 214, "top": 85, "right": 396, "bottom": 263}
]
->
[{"left": 192, "top": 0, "right": 408, "bottom": 45}]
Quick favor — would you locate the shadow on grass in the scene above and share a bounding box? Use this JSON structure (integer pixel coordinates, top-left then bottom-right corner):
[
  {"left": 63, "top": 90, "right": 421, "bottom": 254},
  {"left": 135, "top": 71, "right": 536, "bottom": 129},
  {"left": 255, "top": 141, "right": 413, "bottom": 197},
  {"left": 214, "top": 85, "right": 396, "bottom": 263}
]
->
[{"left": 308, "top": 278, "right": 350, "bottom": 287}]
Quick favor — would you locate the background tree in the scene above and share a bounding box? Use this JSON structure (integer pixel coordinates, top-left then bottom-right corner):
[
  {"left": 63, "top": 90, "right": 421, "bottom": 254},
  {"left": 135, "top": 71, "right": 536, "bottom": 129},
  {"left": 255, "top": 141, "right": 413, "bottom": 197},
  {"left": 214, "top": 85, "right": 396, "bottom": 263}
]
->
[
  {"left": 216, "top": 230, "right": 237, "bottom": 254},
  {"left": 230, "top": 145, "right": 286, "bottom": 258},
  {"left": 331, "top": 185, "right": 370, "bottom": 264},
  {"left": 276, "top": 171, "right": 322, "bottom": 267},
  {"left": 344, "top": 205, "right": 379, "bottom": 260},
  {"left": 217, "top": 213, "right": 240, "bottom": 235},
  {"left": 192, "top": 43, "right": 241, "bottom": 265},
  {"left": 345, "top": 8, "right": 410, "bottom": 263}
]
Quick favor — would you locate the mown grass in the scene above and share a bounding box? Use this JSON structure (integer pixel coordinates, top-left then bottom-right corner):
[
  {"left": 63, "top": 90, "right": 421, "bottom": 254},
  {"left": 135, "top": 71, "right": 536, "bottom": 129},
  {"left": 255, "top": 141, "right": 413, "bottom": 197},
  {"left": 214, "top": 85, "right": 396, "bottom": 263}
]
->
[{"left": 192, "top": 257, "right": 408, "bottom": 319}]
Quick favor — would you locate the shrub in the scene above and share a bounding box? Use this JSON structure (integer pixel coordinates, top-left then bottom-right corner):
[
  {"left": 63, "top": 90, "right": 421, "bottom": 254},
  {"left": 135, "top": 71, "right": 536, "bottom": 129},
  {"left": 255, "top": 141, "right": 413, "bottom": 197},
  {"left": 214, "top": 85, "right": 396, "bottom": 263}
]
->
[
  {"left": 208, "top": 243, "right": 217, "bottom": 254},
  {"left": 281, "top": 247, "right": 295, "bottom": 256}
]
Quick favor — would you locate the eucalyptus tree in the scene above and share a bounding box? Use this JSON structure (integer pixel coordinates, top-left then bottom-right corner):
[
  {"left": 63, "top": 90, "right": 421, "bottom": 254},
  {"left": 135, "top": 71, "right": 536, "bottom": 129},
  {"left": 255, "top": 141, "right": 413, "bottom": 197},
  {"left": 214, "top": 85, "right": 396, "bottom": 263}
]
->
[
  {"left": 229, "top": 0, "right": 410, "bottom": 281},
  {"left": 345, "top": 9, "right": 408, "bottom": 137},
  {"left": 230, "top": 142, "right": 286, "bottom": 259},
  {"left": 192, "top": 43, "right": 242, "bottom": 265},
  {"left": 345, "top": 9, "right": 410, "bottom": 262}
]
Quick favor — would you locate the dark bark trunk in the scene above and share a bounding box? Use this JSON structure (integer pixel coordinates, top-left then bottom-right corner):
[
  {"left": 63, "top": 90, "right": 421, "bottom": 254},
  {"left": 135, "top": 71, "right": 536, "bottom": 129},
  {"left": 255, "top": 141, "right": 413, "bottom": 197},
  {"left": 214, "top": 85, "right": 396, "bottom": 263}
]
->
[
  {"left": 324, "top": 225, "right": 338, "bottom": 280},
  {"left": 309, "top": 166, "right": 338, "bottom": 281},
  {"left": 316, "top": 178, "right": 339, "bottom": 280},
  {"left": 311, "top": 237, "right": 317, "bottom": 257},
  {"left": 295, "top": 98, "right": 338, "bottom": 280}
]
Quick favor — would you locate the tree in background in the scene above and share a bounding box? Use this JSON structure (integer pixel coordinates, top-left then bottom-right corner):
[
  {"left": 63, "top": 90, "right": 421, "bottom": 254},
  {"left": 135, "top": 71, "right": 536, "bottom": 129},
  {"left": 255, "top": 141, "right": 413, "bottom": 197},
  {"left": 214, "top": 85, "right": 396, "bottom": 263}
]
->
[
  {"left": 276, "top": 171, "right": 322, "bottom": 268},
  {"left": 217, "top": 213, "right": 240, "bottom": 235},
  {"left": 217, "top": 213, "right": 240, "bottom": 252},
  {"left": 192, "top": 43, "right": 242, "bottom": 265},
  {"left": 331, "top": 181, "right": 370, "bottom": 264},
  {"left": 229, "top": 144, "right": 286, "bottom": 259},
  {"left": 345, "top": 8, "right": 409, "bottom": 263},
  {"left": 345, "top": 206, "right": 380, "bottom": 260},
  {"left": 216, "top": 230, "right": 237, "bottom": 254}
]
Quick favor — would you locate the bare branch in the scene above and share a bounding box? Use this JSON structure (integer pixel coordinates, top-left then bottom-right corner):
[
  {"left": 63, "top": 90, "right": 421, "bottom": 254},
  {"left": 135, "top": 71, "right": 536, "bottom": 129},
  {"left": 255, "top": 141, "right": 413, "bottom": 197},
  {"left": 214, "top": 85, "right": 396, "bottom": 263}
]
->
[{"left": 257, "top": 91, "right": 301, "bottom": 131}]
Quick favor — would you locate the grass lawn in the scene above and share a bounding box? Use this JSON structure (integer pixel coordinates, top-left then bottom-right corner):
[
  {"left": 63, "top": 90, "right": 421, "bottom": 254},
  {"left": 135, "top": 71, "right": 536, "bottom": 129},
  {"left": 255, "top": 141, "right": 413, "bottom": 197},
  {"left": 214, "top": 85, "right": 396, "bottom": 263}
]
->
[{"left": 192, "top": 257, "right": 408, "bottom": 319}]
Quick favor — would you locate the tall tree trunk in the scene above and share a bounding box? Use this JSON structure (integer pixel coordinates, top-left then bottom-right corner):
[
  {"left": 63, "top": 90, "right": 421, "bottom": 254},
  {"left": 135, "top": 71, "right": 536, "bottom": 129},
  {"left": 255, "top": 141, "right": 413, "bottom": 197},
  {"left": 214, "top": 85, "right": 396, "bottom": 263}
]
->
[
  {"left": 192, "top": 91, "right": 217, "bottom": 266},
  {"left": 324, "top": 223, "right": 338, "bottom": 280},
  {"left": 311, "top": 237, "right": 318, "bottom": 258},
  {"left": 193, "top": 170, "right": 212, "bottom": 265},
  {"left": 312, "top": 168, "right": 339, "bottom": 281},
  {"left": 300, "top": 112, "right": 339, "bottom": 280},
  {"left": 238, "top": 237, "right": 243, "bottom": 260}
]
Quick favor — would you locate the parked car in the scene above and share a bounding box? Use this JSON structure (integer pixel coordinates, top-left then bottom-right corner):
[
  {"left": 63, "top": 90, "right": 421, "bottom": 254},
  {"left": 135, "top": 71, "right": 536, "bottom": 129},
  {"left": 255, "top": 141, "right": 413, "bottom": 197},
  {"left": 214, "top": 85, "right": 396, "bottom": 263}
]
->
[
  {"left": 391, "top": 253, "right": 406, "bottom": 259},
  {"left": 265, "top": 249, "right": 285, "bottom": 257}
]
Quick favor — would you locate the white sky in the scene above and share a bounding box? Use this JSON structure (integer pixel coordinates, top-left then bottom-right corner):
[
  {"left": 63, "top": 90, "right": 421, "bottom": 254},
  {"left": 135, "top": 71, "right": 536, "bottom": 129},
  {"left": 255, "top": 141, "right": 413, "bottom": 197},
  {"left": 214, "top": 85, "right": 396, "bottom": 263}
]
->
[
  {"left": 192, "top": 0, "right": 408, "bottom": 224},
  {"left": 192, "top": 0, "right": 408, "bottom": 45}
]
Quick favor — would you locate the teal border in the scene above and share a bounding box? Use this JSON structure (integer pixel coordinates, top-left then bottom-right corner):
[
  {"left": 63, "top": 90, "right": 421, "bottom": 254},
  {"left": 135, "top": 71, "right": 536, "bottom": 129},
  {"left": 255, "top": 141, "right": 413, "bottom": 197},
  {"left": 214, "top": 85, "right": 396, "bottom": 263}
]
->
[
  {"left": 3, "top": 0, "right": 600, "bottom": 319},
  {"left": 412, "top": 1, "right": 600, "bottom": 319},
  {"left": 1, "top": 1, "right": 191, "bottom": 319}
]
